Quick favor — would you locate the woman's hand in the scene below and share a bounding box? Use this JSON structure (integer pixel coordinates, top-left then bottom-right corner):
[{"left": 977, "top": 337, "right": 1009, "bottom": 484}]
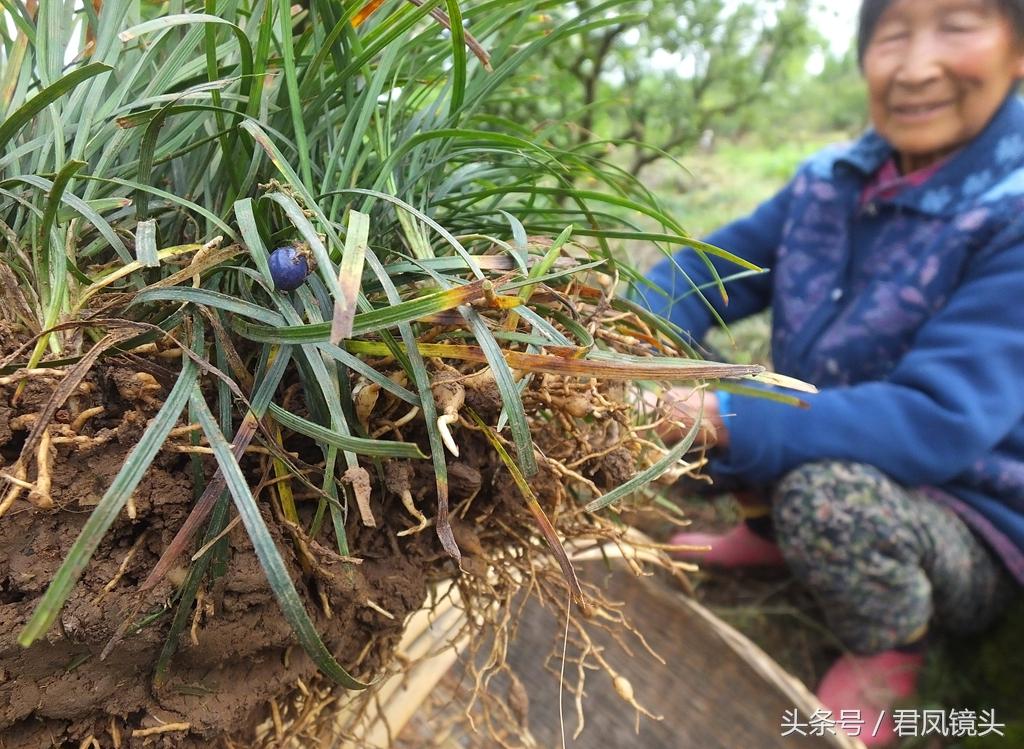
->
[{"left": 650, "top": 387, "right": 729, "bottom": 449}]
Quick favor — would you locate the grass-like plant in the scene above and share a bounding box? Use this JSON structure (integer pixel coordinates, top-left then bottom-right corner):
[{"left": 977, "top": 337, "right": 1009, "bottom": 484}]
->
[{"left": 0, "top": 0, "right": 775, "bottom": 739}]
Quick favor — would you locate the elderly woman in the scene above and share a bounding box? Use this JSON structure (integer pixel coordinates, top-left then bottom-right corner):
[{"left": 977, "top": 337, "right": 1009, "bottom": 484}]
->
[{"left": 639, "top": 0, "right": 1024, "bottom": 744}]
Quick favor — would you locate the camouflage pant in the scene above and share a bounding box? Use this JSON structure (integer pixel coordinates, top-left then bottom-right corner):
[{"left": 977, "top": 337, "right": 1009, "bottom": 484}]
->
[{"left": 767, "top": 461, "right": 1015, "bottom": 655}]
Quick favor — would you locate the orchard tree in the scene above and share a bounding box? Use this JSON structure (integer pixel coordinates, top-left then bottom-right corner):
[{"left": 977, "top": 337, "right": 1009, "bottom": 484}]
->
[{"left": 496, "top": 0, "right": 824, "bottom": 174}]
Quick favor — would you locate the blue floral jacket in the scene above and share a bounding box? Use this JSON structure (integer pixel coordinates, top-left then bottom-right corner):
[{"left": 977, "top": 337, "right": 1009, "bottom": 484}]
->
[{"left": 639, "top": 94, "right": 1024, "bottom": 585}]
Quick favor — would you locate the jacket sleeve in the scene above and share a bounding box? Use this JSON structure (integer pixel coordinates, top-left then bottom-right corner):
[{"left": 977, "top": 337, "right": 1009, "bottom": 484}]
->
[
  {"left": 634, "top": 177, "right": 794, "bottom": 344},
  {"left": 712, "top": 214, "right": 1024, "bottom": 488}
]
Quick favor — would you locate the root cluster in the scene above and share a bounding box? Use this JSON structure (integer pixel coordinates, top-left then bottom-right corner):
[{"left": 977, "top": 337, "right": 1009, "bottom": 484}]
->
[
  {"left": 236, "top": 296, "right": 706, "bottom": 746},
  {"left": 0, "top": 279, "right": 708, "bottom": 747}
]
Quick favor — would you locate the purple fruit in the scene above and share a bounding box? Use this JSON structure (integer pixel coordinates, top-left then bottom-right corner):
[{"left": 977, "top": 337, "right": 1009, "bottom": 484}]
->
[{"left": 268, "top": 245, "right": 312, "bottom": 291}]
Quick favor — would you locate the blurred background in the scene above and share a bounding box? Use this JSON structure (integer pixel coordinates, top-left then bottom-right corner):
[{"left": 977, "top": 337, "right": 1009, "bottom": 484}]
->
[
  {"left": 489, "top": 0, "right": 865, "bottom": 241},
  {"left": 475, "top": 4, "right": 1024, "bottom": 747}
]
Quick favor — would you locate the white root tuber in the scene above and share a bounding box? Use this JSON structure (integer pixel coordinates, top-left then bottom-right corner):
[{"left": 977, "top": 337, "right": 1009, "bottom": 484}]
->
[
  {"left": 431, "top": 364, "right": 466, "bottom": 458},
  {"left": 397, "top": 488, "right": 428, "bottom": 537},
  {"left": 437, "top": 413, "right": 460, "bottom": 457},
  {"left": 385, "top": 461, "right": 428, "bottom": 536}
]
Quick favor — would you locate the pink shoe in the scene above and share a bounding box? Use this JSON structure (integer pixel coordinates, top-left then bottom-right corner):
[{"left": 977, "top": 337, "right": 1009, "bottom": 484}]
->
[
  {"left": 816, "top": 650, "right": 925, "bottom": 748},
  {"left": 669, "top": 522, "right": 786, "bottom": 568}
]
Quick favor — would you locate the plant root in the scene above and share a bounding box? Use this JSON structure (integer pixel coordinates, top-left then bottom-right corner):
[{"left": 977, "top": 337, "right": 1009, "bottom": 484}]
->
[
  {"left": 437, "top": 413, "right": 460, "bottom": 457},
  {"left": 371, "top": 405, "right": 420, "bottom": 438},
  {"left": 365, "top": 598, "right": 396, "bottom": 620},
  {"left": 431, "top": 361, "right": 466, "bottom": 457},
  {"left": 27, "top": 428, "right": 53, "bottom": 508},
  {"left": 93, "top": 530, "right": 149, "bottom": 605},
  {"left": 386, "top": 461, "right": 428, "bottom": 536},
  {"left": 343, "top": 465, "right": 376, "bottom": 527},
  {"left": 69, "top": 405, "right": 104, "bottom": 432},
  {"left": 131, "top": 722, "right": 191, "bottom": 738},
  {"left": 0, "top": 463, "right": 28, "bottom": 517},
  {"left": 354, "top": 381, "right": 381, "bottom": 432},
  {"left": 0, "top": 368, "right": 68, "bottom": 387}
]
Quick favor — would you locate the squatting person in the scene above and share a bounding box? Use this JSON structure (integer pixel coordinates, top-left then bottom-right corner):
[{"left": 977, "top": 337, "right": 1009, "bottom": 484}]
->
[{"left": 637, "top": 0, "right": 1024, "bottom": 744}]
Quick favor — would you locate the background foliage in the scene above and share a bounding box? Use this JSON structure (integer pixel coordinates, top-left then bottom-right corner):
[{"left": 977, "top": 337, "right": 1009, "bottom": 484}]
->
[{"left": 486, "top": 0, "right": 866, "bottom": 179}]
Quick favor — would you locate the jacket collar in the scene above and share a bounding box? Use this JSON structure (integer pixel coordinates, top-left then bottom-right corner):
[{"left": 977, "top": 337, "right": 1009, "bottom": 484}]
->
[{"left": 834, "top": 93, "right": 1024, "bottom": 216}]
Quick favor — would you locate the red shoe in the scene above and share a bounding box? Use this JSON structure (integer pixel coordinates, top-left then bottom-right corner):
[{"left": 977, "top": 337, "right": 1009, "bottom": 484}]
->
[
  {"left": 816, "top": 650, "right": 925, "bottom": 747},
  {"left": 669, "top": 522, "right": 786, "bottom": 568}
]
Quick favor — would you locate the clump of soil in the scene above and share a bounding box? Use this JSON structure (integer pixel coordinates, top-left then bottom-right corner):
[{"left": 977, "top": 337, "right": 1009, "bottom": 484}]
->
[
  {"left": 0, "top": 363, "right": 433, "bottom": 748},
  {"left": 0, "top": 325, "right": 665, "bottom": 746}
]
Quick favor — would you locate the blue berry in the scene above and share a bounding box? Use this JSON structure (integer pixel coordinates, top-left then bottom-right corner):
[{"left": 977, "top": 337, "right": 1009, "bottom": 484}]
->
[{"left": 268, "top": 245, "right": 311, "bottom": 291}]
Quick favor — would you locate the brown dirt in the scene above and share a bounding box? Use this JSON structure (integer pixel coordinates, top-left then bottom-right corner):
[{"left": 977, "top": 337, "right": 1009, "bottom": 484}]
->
[
  {"left": 0, "top": 366, "right": 429, "bottom": 748},
  {"left": 0, "top": 269, "right": 707, "bottom": 748},
  {"left": 0, "top": 349, "right": 649, "bottom": 747}
]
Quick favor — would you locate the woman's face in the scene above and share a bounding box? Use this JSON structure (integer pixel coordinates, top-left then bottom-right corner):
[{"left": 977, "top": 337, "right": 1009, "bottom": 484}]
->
[{"left": 863, "top": 0, "right": 1024, "bottom": 172}]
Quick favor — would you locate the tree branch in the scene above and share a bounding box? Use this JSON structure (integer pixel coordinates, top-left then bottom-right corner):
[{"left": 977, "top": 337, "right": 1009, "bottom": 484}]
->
[{"left": 573, "top": 23, "right": 629, "bottom": 145}]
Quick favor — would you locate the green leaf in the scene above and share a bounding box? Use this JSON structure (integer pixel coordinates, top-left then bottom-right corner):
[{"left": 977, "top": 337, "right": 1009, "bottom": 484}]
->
[
  {"left": 268, "top": 403, "right": 427, "bottom": 459},
  {"left": 331, "top": 209, "right": 369, "bottom": 344},
  {"left": 585, "top": 416, "right": 703, "bottom": 513},
  {"left": 0, "top": 0, "right": 36, "bottom": 42},
  {"left": 231, "top": 276, "right": 509, "bottom": 342},
  {"left": 360, "top": 248, "right": 461, "bottom": 561},
  {"left": 18, "top": 329, "right": 200, "bottom": 646},
  {"left": 3, "top": 174, "right": 132, "bottom": 263},
  {"left": 326, "top": 187, "right": 487, "bottom": 279},
  {"left": 132, "top": 287, "right": 286, "bottom": 327},
  {"left": 278, "top": 0, "right": 312, "bottom": 188},
  {"left": 134, "top": 100, "right": 170, "bottom": 221},
  {"left": 135, "top": 219, "right": 159, "bottom": 268},
  {"left": 241, "top": 122, "right": 330, "bottom": 239},
  {"left": 189, "top": 388, "right": 370, "bottom": 690},
  {"left": 461, "top": 307, "right": 538, "bottom": 477},
  {"left": 56, "top": 198, "right": 131, "bottom": 224},
  {"left": 250, "top": 346, "right": 293, "bottom": 418},
  {"left": 469, "top": 408, "right": 585, "bottom": 605},
  {"left": 717, "top": 381, "right": 812, "bottom": 408},
  {"left": 24, "top": 159, "right": 85, "bottom": 369},
  {"left": 153, "top": 490, "right": 231, "bottom": 684},
  {"left": 316, "top": 341, "right": 421, "bottom": 406},
  {"left": 118, "top": 14, "right": 254, "bottom": 93},
  {"left": 518, "top": 224, "right": 573, "bottom": 303},
  {"left": 83, "top": 175, "right": 237, "bottom": 240},
  {"left": 265, "top": 190, "right": 344, "bottom": 300},
  {"left": 444, "top": 0, "right": 467, "bottom": 119},
  {"left": 38, "top": 160, "right": 84, "bottom": 281},
  {"left": 0, "top": 63, "right": 111, "bottom": 153}
]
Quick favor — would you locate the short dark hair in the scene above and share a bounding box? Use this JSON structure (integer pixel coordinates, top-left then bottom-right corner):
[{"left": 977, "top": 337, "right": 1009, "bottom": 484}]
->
[{"left": 857, "top": 0, "right": 1024, "bottom": 66}]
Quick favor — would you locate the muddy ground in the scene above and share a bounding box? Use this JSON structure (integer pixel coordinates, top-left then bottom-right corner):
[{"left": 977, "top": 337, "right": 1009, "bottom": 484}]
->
[
  {"left": 0, "top": 332, "right": 640, "bottom": 748},
  {"left": 0, "top": 362, "right": 446, "bottom": 748}
]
